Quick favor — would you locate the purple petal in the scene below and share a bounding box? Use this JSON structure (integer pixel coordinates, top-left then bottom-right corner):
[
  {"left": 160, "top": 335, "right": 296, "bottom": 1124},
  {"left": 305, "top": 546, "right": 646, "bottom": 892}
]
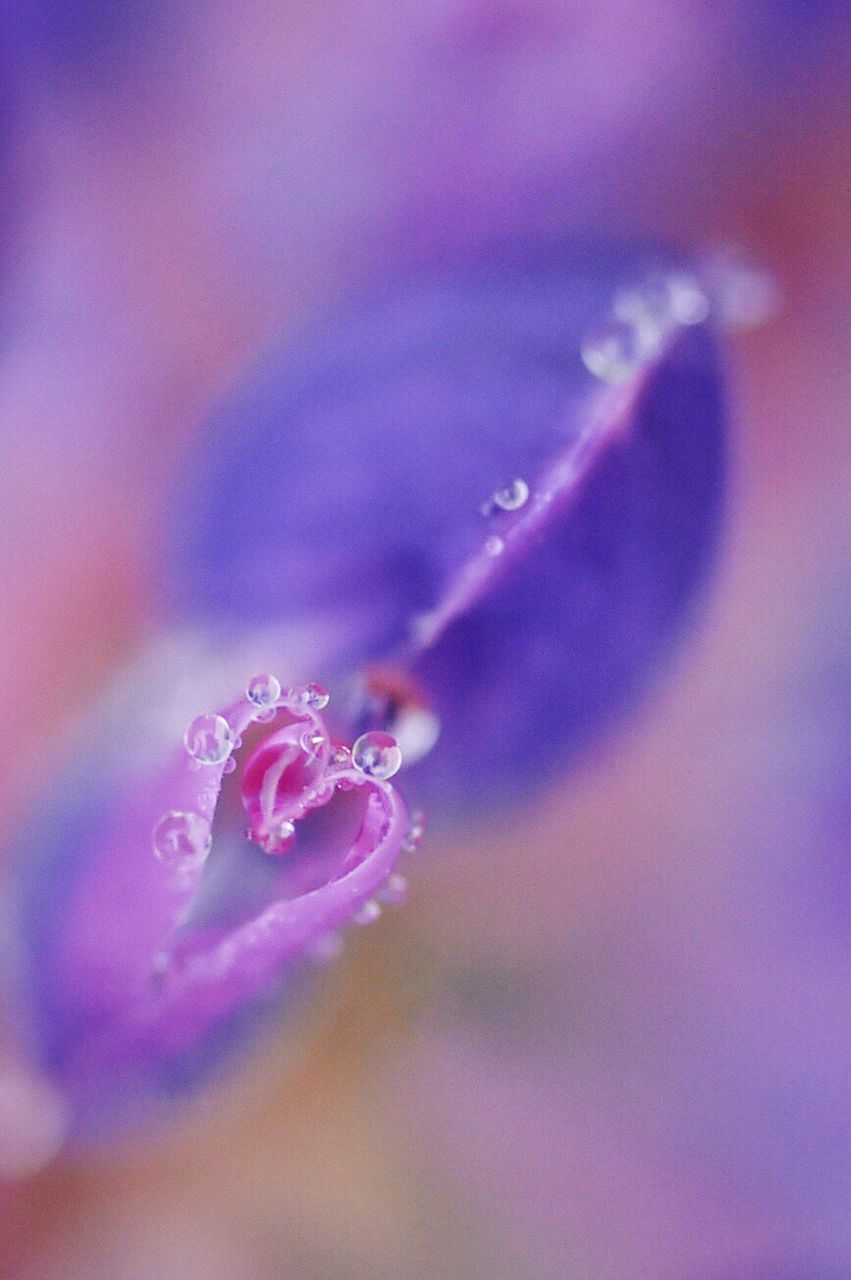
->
[
  {"left": 13, "top": 665, "right": 407, "bottom": 1139},
  {"left": 168, "top": 245, "right": 725, "bottom": 814}
]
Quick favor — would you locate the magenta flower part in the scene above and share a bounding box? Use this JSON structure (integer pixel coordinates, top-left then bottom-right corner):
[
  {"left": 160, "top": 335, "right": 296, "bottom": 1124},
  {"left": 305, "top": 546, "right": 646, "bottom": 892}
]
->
[{"left": 16, "top": 677, "right": 408, "bottom": 1139}]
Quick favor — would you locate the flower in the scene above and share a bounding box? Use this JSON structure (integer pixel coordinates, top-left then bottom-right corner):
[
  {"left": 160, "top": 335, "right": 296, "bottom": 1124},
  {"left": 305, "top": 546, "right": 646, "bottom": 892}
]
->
[{"left": 7, "top": 242, "right": 725, "bottom": 1143}]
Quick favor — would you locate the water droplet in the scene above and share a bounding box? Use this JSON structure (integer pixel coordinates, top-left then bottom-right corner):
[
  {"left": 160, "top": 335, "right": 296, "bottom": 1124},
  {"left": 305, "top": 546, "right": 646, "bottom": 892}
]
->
[
  {"left": 614, "top": 271, "right": 710, "bottom": 335},
  {"left": 378, "top": 873, "right": 408, "bottom": 906},
  {"left": 484, "top": 535, "right": 505, "bottom": 557},
  {"left": 331, "top": 743, "right": 351, "bottom": 768},
  {"left": 246, "top": 672, "right": 282, "bottom": 708},
  {"left": 483, "top": 478, "right": 529, "bottom": 515},
  {"left": 257, "top": 819, "right": 296, "bottom": 855},
  {"left": 223, "top": 757, "right": 237, "bottom": 774},
  {"left": 351, "top": 731, "right": 403, "bottom": 780},
  {"left": 664, "top": 272, "right": 711, "bottom": 326},
  {"left": 581, "top": 318, "right": 660, "bottom": 384},
  {"left": 402, "top": 809, "right": 426, "bottom": 853},
  {"left": 288, "top": 682, "right": 330, "bottom": 711},
  {"left": 353, "top": 899, "right": 382, "bottom": 926},
  {"left": 299, "top": 728, "right": 327, "bottom": 757},
  {"left": 152, "top": 811, "right": 211, "bottom": 869},
  {"left": 183, "top": 713, "right": 233, "bottom": 765}
]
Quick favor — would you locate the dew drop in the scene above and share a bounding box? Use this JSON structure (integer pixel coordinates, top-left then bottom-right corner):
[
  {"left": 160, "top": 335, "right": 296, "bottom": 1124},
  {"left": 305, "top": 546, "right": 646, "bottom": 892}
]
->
[
  {"left": 614, "top": 271, "right": 709, "bottom": 335},
  {"left": 183, "top": 713, "right": 233, "bottom": 765},
  {"left": 581, "top": 318, "right": 659, "bottom": 384},
  {"left": 222, "top": 757, "right": 237, "bottom": 775},
  {"left": 483, "top": 477, "right": 529, "bottom": 515},
  {"left": 402, "top": 808, "right": 426, "bottom": 853},
  {"left": 257, "top": 819, "right": 296, "bottom": 855},
  {"left": 351, "top": 730, "right": 403, "bottom": 780},
  {"left": 288, "top": 682, "right": 330, "bottom": 711},
  {"left": 299, "top": 728, "right": 327, "bottom": 756},
  {"left": 152, "top": 810, "right": 211, "bottom": 869},
  {"left": 484, "top": 535, "right": 505, "bottom": 557},
  {"left": 353, "top": 899, "right": 382, "bottom": 926},
  {"left": 331, "top": 743, "right": 352, "bottom": 768},
  {"left": 246, "top": 672, "right": 282, "bottom": 708}
]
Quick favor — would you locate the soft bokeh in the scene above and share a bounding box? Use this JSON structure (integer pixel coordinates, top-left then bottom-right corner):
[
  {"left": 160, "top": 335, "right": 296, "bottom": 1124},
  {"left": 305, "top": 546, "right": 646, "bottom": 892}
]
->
[{"left": 0, "top": 2, "right": 849, "bottom": 1277}]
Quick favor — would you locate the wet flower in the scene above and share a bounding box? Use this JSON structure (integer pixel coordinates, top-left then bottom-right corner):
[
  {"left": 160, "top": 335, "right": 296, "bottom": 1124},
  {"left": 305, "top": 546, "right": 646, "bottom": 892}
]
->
[{"left": 6, "top": 242, "right": 725, "bottom": 1144}]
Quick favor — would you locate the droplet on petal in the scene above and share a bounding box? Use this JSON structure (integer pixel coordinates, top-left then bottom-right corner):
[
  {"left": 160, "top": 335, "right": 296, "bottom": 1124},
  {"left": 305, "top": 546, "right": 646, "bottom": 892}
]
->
[
  {"left": 353, "top": 899, "right": 382, "bottom": 926},
  {"left": 287, "top": 682, "right": 330, "bottom": 711},
  {"left": 483, "top": 478, "right": 530, "bottom": 515},
  {"left": 352, "top": 731, "right": 403, "bottom": 780},
  {"left": 614, "top": 270, "right": 710, "bottom": 336},
  {"left": 257, "top": 819, "right": 297, "bottom": 855},
  {"left": 402, "top": 809, "right": 426, "bottom": 854},
  {"left": 484, "top": 535, "right": 505, "bottom": 557},
  {"left": 581, "top": 317, "right": 659, "bottom": 384},
  {"left": 152, "top": 810, "right": 211, "bottom": 869},
  {"left": 300, "top": 728, "right": 327, "bottom": 756},
  {"left": 246, "top": 672, "right": 282, "bottom": 708},
  {"left": 183, "top": 713, "right": 233, "bottom": 765}
]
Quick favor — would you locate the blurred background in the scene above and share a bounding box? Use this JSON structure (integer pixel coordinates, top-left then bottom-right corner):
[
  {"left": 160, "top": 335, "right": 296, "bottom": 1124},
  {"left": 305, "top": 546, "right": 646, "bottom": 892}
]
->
[{"left": 0, "top": 2, "right": 849, "bottom": 1277}]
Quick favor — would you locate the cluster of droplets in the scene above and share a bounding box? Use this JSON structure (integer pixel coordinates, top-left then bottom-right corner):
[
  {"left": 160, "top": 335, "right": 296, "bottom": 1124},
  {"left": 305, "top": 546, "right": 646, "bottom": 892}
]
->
[
  {"left": 476, "top": 476, "right": 532, "bottom": 562},
  {"left": 581, "top": 268, "right": 710, "bottom": 386},
  {"left": 153, "top": 678, "right": 415, "bottom": 888},
  {"left": 581, "top": 250, "right": 780, "bottom": 386}
]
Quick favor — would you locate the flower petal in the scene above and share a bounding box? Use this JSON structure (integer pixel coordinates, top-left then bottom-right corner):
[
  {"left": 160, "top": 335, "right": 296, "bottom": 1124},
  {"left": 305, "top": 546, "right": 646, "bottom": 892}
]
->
[
  {"left": 12, "top": 663, "right": 407, "bottom": 1139},
  {"left": 168, "top": 244, "right": 725, "bottom": 813}
]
